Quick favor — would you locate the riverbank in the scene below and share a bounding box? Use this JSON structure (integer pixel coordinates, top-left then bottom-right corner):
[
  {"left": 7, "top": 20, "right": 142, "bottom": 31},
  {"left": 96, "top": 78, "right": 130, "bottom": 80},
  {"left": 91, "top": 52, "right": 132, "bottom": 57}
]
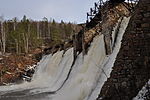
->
[{"left": 0, "top": 48, "right": 43, "bottom": 85}]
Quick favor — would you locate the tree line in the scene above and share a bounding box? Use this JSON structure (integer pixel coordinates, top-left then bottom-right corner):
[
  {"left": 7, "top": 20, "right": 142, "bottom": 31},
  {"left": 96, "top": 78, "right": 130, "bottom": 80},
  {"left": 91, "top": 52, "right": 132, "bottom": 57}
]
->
[{"left": 0, "top": 15, "right": 80, "bottom": 55}]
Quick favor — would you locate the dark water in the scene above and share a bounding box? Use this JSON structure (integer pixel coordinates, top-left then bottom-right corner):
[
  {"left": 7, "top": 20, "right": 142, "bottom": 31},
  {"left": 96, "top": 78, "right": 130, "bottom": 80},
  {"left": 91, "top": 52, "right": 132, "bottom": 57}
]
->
[{"left": 0, "top": 89, "right": 54, "bottom": 100}]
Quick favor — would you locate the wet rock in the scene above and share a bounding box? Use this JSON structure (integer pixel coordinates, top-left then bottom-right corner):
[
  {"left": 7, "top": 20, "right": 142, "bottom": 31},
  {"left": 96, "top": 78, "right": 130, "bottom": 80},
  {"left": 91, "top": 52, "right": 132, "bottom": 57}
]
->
[
  {"left": 34, "top": 52, "right": 43, "bottom": 61},
  {"left": 44, "top": 47, "right": 52, "bottom": 54},
  {"left": 22, "top": 65, "right": 36, "bottom": 82},
  {"left": 121, "top": 81, "right": 127, "bottom": 87}
]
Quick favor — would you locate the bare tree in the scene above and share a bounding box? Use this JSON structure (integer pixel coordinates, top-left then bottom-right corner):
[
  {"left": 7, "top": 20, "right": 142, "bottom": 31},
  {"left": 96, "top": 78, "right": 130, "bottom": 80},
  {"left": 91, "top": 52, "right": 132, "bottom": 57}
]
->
[
  {"left": 13, "top": 17, "right": 17, "bottom": 31},
  {"left": 15, "top": 39, "right": 19, "bottom": 54},
  {"left": 48, "top": 22, "right": 51, "bottom": 40},
  {"left": 37, "top": 22, "right": 40, "bottom": 39},
  {"left": 1, "top": 22, "right": 6, "bottom": 54}
]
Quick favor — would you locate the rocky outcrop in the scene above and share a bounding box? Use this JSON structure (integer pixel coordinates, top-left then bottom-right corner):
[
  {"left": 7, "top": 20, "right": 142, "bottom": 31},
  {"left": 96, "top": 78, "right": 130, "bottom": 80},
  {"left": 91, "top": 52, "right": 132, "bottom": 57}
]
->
[
  {"left": 97, "top": 0, "right": 150, "bottom": 99},
  {"left": 101, "top": 3, "right": 130, "bottom": 55},
  {"left": 82, "top": 3, "right": 130, "bottom": 56}
]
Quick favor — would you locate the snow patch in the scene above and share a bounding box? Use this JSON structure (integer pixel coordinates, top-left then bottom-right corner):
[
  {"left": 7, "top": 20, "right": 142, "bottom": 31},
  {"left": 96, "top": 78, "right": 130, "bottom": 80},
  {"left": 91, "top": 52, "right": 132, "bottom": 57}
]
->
[{"left": 133, "top": 80, "right": 150, "bottom": 100}]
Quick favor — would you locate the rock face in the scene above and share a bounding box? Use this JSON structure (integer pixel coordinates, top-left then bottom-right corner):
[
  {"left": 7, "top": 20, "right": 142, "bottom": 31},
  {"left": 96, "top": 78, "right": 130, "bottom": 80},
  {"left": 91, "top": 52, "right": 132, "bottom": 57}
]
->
[
  {"left": 83, "top": 3, "right": 130, "bottom": 55},
  {"left": 102, "top": 3, "right": 130, "bottom": 55},
  {"left": 97, "top": 0, "right": 150, "bottom": 100}
]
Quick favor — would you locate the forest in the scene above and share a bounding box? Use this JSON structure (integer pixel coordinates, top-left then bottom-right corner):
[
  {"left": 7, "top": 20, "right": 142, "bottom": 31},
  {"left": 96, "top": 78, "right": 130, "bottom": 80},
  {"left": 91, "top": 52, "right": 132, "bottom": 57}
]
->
[{"left": 0, "top": 15, "right": 80, "bottom": 55}]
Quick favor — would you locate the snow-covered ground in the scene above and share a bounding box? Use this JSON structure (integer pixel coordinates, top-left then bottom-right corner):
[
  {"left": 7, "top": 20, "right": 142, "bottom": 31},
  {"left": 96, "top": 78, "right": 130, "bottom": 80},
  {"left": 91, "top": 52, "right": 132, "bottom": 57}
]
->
[{"left": 133, "top": 80, "right": 150, "bottom": 100}]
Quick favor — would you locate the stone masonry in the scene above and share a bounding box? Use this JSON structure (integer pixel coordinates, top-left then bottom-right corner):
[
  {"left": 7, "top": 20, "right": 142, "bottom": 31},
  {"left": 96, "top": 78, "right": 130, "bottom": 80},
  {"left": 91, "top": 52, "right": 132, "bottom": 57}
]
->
[{"left": 97, "top": 0, "right": 150, "bottom": 100}]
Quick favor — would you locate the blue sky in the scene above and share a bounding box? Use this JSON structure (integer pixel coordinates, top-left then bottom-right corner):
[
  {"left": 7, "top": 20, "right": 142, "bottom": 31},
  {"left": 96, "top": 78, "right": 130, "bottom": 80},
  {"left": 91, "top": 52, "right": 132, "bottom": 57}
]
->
[{"left": 0, "top": 0, "right": 98, "bottom": 23}]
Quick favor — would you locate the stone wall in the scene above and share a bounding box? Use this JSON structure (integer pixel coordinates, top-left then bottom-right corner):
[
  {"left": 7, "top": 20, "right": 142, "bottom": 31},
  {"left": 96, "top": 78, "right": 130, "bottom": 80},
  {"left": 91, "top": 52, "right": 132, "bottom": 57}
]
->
[{"left": 97, "top": 0, "right": 150, "bottom": 100}]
